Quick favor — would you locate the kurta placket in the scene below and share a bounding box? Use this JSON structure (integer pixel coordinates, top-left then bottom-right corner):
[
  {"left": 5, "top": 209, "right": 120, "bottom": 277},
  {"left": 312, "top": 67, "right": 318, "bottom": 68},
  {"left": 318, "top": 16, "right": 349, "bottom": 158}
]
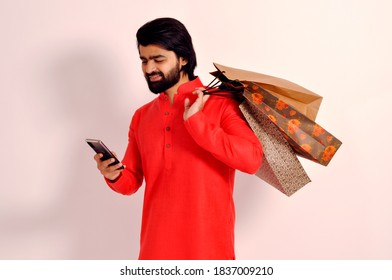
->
[{"left": 161, "top": 95, "right": 173, "bottom": 170}]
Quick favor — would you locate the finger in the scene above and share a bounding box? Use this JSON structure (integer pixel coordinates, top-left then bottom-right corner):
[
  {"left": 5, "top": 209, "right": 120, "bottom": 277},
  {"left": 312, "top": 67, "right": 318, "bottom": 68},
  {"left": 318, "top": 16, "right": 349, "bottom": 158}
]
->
[
  {"left": 184, "top": 98, "right": 190, "bottom": 110},
  {"left": 191, "top": 91, "right": 204, "bottom": 106},
  {"left": 202, "top": 94, "right": 210, "bottom": 104},
  {"left": 94, "top": 153, "right": 103, "bottom": 161},
  {"left": 100, "top": 161, "right": 123, "bottom": 177},
  {"left": 106, "top": 162, "right": 124, "bottom": 173},
  {"left": 192, "top": 87, "right": 205, "bottom": 95},
  {"left": 103, "top": 169, "right": 122, "bottom": 181},
  {"left": 98, "top": 157, "right": 115, "bottom": 170},
  {"left": 197, "top": 91, "right": 210, "bottom": 108}
]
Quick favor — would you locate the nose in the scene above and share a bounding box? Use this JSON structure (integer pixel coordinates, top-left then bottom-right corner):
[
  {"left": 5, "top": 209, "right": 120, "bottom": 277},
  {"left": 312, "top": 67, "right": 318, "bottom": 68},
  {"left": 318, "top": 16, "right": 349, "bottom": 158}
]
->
[{"left": 144, "top": 60, "right": 157, "bottom": 74}]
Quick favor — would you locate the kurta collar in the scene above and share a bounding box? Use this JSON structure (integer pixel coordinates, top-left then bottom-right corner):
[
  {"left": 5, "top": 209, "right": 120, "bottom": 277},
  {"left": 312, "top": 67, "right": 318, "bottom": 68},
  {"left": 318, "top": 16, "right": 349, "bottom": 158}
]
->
[{"left": 159, "top": 77, "right": 203, "bottom": 99}]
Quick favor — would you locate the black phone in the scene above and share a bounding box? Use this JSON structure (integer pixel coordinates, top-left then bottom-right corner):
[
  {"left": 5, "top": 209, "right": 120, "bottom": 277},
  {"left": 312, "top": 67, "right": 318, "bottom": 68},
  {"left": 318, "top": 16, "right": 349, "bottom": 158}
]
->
[{"left": 86, "top": 138, "right": 124, "bottom": 169}]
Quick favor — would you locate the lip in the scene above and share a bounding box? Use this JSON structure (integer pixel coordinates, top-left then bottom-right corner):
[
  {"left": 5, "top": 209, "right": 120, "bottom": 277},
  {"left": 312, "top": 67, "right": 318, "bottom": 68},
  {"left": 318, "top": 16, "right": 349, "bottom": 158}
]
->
[{"left": 148, "top": 74, "right": 163, "bottom": 82}]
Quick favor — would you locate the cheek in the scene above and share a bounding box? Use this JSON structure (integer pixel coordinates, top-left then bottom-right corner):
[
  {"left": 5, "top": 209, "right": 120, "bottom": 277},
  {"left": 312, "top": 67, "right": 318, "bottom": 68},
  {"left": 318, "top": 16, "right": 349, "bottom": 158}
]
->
[{"left": 141, "top": 64, "right": 150, "bottom": 76}]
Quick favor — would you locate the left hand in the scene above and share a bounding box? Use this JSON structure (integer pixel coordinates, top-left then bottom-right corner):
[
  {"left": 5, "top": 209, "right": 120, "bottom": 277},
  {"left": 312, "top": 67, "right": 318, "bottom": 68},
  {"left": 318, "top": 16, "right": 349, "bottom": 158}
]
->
[{"left": 183, "top": 87, "right": 210, "bottom": 121}]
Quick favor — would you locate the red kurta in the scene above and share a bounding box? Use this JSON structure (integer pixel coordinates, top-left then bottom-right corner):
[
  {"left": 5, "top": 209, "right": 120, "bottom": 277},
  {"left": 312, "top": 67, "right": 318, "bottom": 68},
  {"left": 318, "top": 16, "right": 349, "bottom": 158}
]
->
[{"left": 106, "top": 77, "right": 262, "bottom": 259}]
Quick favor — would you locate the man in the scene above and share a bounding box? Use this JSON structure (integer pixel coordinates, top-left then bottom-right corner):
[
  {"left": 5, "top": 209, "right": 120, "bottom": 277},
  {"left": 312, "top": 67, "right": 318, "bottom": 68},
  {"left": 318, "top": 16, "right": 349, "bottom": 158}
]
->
[{"left": 94, "top": 17, "right": 263, "bottom": 260}]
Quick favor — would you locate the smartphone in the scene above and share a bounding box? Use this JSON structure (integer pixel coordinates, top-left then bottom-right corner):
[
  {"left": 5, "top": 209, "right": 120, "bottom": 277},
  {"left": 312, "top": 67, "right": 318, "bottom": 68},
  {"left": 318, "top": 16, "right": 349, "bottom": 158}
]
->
[{"left": 86, "top": 138, "right": 124, "bottom": 169}]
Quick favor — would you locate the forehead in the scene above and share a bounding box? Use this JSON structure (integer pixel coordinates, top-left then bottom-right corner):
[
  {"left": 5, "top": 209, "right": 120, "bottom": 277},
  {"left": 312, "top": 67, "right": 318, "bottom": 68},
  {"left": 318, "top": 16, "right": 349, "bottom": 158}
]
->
[{"left": 139, "top": 44, "right": 176, "bottom": 59}]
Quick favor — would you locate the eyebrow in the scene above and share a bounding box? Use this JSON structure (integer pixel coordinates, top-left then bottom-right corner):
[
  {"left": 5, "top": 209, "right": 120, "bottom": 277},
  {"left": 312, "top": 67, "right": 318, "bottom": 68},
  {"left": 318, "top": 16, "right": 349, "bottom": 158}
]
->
[{"left": 139, "top": 54, "right": 166, "bottom": 60}]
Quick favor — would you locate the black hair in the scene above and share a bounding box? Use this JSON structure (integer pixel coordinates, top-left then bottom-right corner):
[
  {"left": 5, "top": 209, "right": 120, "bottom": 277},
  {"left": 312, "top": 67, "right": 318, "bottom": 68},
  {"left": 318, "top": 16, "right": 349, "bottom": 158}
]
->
[{"left": 136, "top": 17, "right": 197, "bottom": 80}]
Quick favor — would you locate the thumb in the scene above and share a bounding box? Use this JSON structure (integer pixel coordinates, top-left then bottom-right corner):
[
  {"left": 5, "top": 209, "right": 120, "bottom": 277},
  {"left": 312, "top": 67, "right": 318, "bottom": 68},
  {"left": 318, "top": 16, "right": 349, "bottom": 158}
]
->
[
  {"left": 183, "top": 98, "right": 190, "bottom": 120},
  {"left": 184, "top": 98, "right": 190, "bottom": 111}
]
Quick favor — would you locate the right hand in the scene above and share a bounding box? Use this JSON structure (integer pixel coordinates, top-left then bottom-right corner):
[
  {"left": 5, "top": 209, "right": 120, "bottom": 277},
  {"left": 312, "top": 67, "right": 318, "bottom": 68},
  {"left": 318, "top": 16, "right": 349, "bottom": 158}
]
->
[
  {"left": 183, "top": 87, "right": 210, "bottom": 121},
  {"left": 94, "top": 152, "right": 123, "bottom": 181}
]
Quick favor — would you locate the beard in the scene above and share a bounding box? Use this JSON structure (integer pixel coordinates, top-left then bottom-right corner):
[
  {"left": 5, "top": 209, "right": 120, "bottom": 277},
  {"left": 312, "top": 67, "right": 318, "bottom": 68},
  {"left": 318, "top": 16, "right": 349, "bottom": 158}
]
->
[{"left": 145, "top": 61, "right": 181, "bottom": 94}]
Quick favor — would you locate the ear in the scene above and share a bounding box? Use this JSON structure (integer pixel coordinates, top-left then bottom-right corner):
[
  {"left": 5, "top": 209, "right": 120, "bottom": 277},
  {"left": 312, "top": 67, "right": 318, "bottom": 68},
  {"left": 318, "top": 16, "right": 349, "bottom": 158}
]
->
[{"left": 179, "top": 57, "right": 188, "bottom": 67}]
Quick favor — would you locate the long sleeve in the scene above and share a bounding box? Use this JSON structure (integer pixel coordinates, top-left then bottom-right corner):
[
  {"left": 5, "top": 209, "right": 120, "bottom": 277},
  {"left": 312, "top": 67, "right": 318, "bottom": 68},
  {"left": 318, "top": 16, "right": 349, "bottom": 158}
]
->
[
  {"left": 184, "top": 98, "right": 263, "bottom": 174},
  {"left": 105, "top": 114, "right": 144, "bottom": 195}
]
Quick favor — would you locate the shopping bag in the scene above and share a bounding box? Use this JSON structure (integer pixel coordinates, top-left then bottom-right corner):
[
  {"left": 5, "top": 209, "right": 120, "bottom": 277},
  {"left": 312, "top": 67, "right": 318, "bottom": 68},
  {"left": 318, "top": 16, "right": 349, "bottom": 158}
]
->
[
  {"left": 240, "top": 101, "right": 311, "bottom": 196},
  {"left": 213, "top": 63, "right": 323, "bottom": 121},
  {"left": 244, "top": 82, "right": 342, "bottom": 166}
]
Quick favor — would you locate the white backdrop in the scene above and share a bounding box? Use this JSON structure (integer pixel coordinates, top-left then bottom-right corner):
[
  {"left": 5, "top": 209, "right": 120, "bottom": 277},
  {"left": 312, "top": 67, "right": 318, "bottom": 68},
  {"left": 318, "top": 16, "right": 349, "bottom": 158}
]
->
[{"left": 1, "top": 0, "right": 391, "bottom": 259}]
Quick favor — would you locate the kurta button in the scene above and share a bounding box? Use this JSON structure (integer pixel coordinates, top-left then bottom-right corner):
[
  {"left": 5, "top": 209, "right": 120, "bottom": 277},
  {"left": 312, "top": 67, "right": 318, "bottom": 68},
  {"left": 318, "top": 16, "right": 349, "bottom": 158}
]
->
[
  {"left": 166, "top": 126, "right": 171, "bottom": 131},
  {"left": 164, "top": 111, "right": 169, "bottom": 115},
  {"left": 166, "top": 143, "right": 171, "bottom": 148}
]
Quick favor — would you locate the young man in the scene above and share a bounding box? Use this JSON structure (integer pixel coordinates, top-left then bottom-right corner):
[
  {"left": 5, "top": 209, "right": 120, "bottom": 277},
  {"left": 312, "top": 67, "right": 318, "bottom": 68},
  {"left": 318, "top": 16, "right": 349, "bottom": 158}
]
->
[{"left": 94, "top": 17, "right": 263, "bottom": 260}]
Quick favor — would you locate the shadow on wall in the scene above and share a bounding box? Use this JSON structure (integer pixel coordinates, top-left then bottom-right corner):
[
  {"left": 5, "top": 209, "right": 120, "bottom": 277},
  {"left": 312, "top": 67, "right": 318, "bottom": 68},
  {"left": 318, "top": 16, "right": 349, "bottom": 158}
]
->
[
  {"left": 0, "top": 45, "right": 142, "bottom": 259},
  {"left": 50, "top": 47, "right": 143, "bottom": 260}
]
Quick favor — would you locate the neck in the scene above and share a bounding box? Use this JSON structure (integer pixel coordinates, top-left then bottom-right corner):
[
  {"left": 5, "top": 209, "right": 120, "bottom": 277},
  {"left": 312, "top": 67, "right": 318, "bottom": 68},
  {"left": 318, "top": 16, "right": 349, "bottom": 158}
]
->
[{"left": 165, "top": 74, "right": 190, "bottom": 104}]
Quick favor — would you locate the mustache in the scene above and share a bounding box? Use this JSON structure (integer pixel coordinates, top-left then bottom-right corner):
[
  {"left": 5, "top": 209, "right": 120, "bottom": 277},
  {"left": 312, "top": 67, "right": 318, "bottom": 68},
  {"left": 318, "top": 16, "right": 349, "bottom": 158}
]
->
[{"left": 146, "top": 71, "right": 164, "bottom": 79}]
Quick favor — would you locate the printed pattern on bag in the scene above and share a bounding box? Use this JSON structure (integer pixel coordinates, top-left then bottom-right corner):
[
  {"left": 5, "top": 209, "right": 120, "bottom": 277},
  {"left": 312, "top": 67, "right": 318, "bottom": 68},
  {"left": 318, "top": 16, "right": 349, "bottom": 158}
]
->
[
  {"left": 244, "top": 83, "right": 342, "bottom": 166},
  {"left": 240, "top": 102, "right": 311, "bottom": 196}
]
